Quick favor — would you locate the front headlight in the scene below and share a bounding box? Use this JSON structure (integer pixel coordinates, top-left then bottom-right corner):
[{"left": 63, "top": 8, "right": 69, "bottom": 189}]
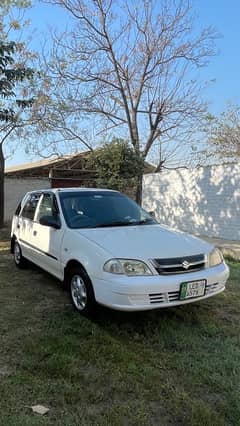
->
[
  {"left": 207, "top": 248, "right": 223, "bottom": 267},
  {"left": 103, "top": 259, "right": 153, "bottom": 276}
]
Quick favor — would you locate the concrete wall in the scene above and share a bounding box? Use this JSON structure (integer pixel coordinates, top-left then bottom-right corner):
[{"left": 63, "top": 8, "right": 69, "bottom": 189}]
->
[
  {"left": 142, "top": 163, "right": 240, "bottom": 241},
  {"left": 4, "top": 177, "right": 50, "bottom": 221}
]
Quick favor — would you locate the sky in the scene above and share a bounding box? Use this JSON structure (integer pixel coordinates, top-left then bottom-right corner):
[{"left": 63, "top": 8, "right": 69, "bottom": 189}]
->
[
  {"left": 194, "top": 0, "right": 240, "bottom": 112},
  {"left": 5, "top": 0, "right": 240, "bottom": 167}
]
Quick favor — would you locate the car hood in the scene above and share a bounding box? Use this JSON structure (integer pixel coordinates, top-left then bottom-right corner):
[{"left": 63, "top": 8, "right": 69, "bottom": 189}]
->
[{"left": 77, "top": 224, "right": 213, "bottom": 259}]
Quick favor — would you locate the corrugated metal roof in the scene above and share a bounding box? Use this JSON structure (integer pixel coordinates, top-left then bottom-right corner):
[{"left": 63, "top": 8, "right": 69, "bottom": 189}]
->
[
  {"left": 5, "top": 151, "right": 156, "bottom": 177},
  {"left": 5, "top": 153, "right": 87, "bottom": 174}
]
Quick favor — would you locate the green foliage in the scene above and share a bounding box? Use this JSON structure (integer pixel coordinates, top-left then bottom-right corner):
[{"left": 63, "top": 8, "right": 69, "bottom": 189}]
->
[
  {"left": 0, "top": 41, "right": 34, "bottom": 123},
  {"left": 86, "top": 138, "right": 144, "bottom": 192}
]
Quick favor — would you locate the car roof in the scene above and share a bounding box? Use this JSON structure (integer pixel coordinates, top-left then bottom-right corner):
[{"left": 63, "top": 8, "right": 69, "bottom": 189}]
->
[{"left": 28, "top": 188, "right": 118, "bottom": 194}]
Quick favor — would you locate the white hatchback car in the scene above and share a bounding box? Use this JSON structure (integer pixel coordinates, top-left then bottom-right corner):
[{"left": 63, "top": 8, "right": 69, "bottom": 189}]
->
[{"left": 11, "top": 188, "right": 229, "bottom": 314}]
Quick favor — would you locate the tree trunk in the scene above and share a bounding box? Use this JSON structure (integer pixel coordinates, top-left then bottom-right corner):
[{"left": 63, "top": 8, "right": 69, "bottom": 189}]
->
[
  {"left": 0, "top": 143, "right": 4, "bottom": 228},
  {"left": 135, "top": 170, "right": 143, "bottom": 205},
  {"left": 134, "top": 148, "right": 144, "bottom": 205}
]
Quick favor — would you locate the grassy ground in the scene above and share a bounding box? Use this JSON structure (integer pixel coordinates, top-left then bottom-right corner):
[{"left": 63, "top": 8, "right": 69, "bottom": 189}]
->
[{"left": 0, "top": 226, "right": 240, "bottom": 426}]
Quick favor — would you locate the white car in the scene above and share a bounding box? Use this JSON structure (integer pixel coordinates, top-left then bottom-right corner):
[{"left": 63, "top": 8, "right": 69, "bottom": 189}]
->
[{"left": 11, "top": 188, "right": 229, "bottom": 314}]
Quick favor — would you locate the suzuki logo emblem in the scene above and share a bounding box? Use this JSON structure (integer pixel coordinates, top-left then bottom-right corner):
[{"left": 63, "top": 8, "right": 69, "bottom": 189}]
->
[{"left": 182, "top": 260, "right": 190, "bottom": 269}]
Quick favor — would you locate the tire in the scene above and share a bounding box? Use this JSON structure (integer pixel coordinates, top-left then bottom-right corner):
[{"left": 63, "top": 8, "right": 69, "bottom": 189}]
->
[
  {"left": 67, "top": 267, "right": 96, "bottom": 315},
  {"left": 13, "top": 241, "right": 27, "bottom": 269}
]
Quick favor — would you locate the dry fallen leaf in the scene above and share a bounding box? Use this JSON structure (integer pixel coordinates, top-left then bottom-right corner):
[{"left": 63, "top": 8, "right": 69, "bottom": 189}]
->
[{"left": 31, "top": 405, "right": 50, "bottom": 415}]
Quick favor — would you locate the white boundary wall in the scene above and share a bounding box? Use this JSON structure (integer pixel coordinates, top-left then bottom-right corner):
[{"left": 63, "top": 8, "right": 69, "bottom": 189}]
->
[
  {"left": 142, "top": 163, "right": 240, "bottom": 241},
  {"left": 4, "top": 177, "right": 50, "bottom": 221}
]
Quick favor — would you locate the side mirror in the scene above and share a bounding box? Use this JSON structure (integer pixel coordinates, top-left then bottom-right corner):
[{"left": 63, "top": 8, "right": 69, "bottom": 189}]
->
[{"left": 39, "top": 215, "right": 61, "bottom": 229}]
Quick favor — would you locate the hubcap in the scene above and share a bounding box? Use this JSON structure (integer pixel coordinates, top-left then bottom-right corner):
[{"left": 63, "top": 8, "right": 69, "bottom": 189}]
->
[
  {"left": 14, "top": 244, "right": 21, "bottom": 264},
  {"left": 71, "top": 275, "right": 87, "bottom": 311}
]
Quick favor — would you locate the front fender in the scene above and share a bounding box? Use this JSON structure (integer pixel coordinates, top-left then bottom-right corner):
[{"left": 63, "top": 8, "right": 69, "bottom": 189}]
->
[{"left": 61, "top": 231, "right": 112, "bottom": 282}]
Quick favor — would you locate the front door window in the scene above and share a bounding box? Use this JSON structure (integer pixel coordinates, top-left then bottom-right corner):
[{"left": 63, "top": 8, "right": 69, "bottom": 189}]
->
[{"left": 36, "top": 193, "right": 59, "bottom": 223}]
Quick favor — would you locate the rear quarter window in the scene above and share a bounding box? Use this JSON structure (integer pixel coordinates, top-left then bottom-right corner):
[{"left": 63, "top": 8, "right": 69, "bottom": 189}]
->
[{"left": 15, "top": 202, "right": 22, "bottom": 216}]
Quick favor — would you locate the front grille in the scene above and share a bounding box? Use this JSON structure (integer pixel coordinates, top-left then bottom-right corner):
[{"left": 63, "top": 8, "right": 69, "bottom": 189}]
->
[
  {"left": 149, "top": 291, "right": 179, "bottom": 304},
  {"left": 152, "top": 254, "right": 206, "bottom": 275},
  {"left": 205, "top": 282, "right": 224, "bottom": 295}
]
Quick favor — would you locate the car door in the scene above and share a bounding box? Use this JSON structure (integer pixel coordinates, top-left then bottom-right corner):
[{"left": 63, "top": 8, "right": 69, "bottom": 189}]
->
[
  {"left": 31, "top": 192, "right": 65, "bottom": 280},
  {"left": 17, "top": 192, "right": 42, "bottom": 262}
]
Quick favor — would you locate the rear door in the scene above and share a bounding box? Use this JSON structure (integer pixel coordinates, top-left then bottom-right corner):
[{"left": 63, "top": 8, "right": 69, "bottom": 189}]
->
[{"left": 17, "top": 192, "right": 42, "bottom": 262}]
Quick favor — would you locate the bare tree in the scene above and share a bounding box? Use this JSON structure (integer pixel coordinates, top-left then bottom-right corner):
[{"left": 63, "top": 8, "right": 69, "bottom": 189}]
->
[
  {"left": 42, "top": 0, "right": 217, "bottom": 203},
  {"left": 26, "top": 78, "right": 95, "bottom": 158}
]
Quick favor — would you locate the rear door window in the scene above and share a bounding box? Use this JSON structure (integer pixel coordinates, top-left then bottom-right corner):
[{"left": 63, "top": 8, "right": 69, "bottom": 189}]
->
[{"left": 21, "top": 193, "right": 41, "bottom": 221}]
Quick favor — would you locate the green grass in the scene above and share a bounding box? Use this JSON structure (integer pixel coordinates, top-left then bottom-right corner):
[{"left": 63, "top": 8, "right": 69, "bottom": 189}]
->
[{"left": 0, "top": 226, "right": 240, "bottom": 425}]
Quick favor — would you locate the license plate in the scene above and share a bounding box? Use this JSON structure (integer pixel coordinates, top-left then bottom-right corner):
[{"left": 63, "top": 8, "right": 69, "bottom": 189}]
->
[{"left": 179, "top": 280, "right": 206, "bottom": 300}]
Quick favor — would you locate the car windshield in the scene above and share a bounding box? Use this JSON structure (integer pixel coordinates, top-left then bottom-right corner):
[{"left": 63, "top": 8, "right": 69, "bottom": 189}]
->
[{"left": 59, "top": 191, "right": 157, "bottom": 229}]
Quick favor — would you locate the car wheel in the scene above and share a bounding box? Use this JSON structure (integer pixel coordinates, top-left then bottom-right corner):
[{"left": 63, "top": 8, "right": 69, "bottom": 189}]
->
[
  {"left": 68, "top": 267, "right": 96, "bottom": 315},
  {"left": 14, "top": 241, "right": 27, "bottom": 269}
]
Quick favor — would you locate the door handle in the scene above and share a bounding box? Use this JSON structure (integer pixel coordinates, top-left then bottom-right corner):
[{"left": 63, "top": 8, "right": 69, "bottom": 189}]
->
[
  {"left": 17, "top": 224, "right": 20, "bottom": 229},
  {"left": 33, "top": 230, "right": 37, "bottom": 236}
]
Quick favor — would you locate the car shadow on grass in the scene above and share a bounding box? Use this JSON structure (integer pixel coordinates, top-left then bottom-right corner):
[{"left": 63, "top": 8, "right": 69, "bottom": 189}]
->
[
  {"left": 9, "top": 253, "right": 226, "bottom": 346},
  {"left": 27, "top": 258, "right": 219, "bottom": 328},
  {"left": 87, "top": 298, "right": 213, "bottom": 340}
]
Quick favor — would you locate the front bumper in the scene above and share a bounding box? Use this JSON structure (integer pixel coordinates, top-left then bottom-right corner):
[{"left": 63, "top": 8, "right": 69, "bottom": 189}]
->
[{"left": 92, "top": 262, "right": 229, "bottom": 311}]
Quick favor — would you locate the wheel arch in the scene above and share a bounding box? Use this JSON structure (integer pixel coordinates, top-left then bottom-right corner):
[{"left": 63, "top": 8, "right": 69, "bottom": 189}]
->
[
  {"left": 64, "top": 259, "right": 88, "bottom": 282},
  {"left": 11, "top": 235, "right": 16, "bottom": 254},
  {"left": 64, "top": 259, "right": 97, "bottom": 310}
]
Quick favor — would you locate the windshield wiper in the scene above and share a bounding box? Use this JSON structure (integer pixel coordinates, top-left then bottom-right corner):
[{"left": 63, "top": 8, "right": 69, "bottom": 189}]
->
[
  {"left": 94, "top": 220, "right": 135, "bottom": 228},
  {"left": 94, "top": 218, "right": 155, "bottom": 228},
  {"left": 134, "top": 218, "right": 155, "bottom": 225}
]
